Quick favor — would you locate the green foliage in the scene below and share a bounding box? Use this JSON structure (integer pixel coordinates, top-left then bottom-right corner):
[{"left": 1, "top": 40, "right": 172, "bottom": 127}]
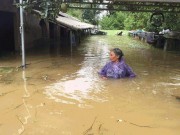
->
[
  {"left": 124, "top": 15, "right": 135, "bottom": 30},
  {"left": 67, "top": 9, "right": 83, "bottom": 21},
  {"left": 82, "top": 9, "right": 98, "bottom": 25},
  {"left": 99, "top": 16, "right": 113, "bottom": 30},
  {"left": 99, "top": 12, "right": 126, "bottom": 30},
  {"left": 163, "top": 13, "right": 180, "bottom": 31},
  {"left": 124, "top": 12, "right": 151, "bottom": 30},
  {"left": 100, "top": 11, "right": 180, "bottom": 32},
  {"left": 15, "top": 0, "right": 62, "bottom": 20}
]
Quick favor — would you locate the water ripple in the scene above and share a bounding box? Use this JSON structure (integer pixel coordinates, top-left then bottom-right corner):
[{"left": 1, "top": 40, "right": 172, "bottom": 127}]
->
[{"left": 44, "top": 41, "right": 109, "bottom": 107}]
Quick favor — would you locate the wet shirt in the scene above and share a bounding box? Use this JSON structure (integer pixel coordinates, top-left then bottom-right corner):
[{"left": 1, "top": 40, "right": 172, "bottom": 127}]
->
[{"left": 99, "top": 58, "right": 136, "bottom": 79}]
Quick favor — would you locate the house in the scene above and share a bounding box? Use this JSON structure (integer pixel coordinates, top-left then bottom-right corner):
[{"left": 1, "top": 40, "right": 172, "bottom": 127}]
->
[
  {"left": 0, "top": 0, "right": 42, "bottom": 53},
  {"left": 0, "top": 0, "right": 94, "bottom": 54}
]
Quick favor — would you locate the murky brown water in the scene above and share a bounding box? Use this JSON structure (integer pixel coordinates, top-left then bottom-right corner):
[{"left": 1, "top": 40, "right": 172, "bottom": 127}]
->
[{"left": 0, "top": 35, "right": 180, "bottom": 135}]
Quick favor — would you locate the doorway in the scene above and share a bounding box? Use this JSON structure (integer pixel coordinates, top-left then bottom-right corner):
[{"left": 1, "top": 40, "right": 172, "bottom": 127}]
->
[{"left": 0, "top": 11, "right": 15, "bottom": 53}]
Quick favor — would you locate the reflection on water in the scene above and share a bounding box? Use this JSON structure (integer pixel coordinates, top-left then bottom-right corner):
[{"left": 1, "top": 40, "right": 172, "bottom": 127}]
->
[
  {"left": 44, "top": 39, "right": 110, "bottom": 106},
  {"left": 17, "top": 71, "right": 31, "bottom": 135}
]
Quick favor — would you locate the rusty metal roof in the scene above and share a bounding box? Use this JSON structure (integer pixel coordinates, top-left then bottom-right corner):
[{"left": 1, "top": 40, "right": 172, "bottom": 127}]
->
[
  {"left": 32, "top": 10, "right": 94, "bottom": 30},
  {"left": 59, "top": 11, "right": 80, "bottom": 21},
  {"left": 56, "top": 14, "right": 94, "bottom": 30}
]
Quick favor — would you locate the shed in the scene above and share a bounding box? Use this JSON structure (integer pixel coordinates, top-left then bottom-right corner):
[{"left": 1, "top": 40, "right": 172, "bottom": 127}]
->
[{"left": 56, "top": 12, "right": 94, "bottom": 30}]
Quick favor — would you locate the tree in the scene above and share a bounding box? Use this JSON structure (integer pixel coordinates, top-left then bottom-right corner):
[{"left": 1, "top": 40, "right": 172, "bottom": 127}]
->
[
  {"left": 67, "top": 9, "right": 83, "bottom": 21},
  {"left": 99, "top": 12, "right": 126, "bottom": 30},
  {"left": 124, "top": 12, "right": 151, "bottom": 30},
  {"left": 99, "top": 16, "right": 114, "bottom": 30},
  {"left": 14, "top": 0, "right": 63, "bottom": 20},
  {"left": 82, "top": 8, "right": 100, "bottom": 25},
  {"left": 82, "top": 9, "right": 95, "bottom": 24},
  {"left": 99, "top": 10, "right": 180, "bottom": 31},
  {"left": 163, "top": 13, "right": 180, "bottom": 31},
  {"left": 82, "top": 1, "right": 102, "bottom": 25}
]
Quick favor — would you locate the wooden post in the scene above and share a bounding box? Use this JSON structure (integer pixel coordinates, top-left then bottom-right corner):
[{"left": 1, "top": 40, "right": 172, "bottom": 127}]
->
[
  {"left": 164, "top": 39, "right": 168, "bottom": 51},
  {"left": 70, "top": 30, "right": 73, "bottom": 54}
]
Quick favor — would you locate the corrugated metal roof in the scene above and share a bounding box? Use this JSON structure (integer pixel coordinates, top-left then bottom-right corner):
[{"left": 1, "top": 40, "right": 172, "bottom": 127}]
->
[
  {"left": 56, "top": 16, "right": 94, "bottom": 30},
  {"left": 32, "top": 10, "right": 94, "bottom": 30},
  {"left": 59, "top": 11, "right": 80, "bottom": 21}
]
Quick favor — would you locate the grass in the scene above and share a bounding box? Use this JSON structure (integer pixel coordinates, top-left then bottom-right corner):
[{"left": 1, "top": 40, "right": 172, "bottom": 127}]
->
[{"left": 100, "top": 30, "right": 129, "bottom": 36}]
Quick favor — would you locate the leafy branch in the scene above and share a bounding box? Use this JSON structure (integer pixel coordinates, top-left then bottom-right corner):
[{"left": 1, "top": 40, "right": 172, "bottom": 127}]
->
[{"left": 14, "top": 0, "right": 63, "bottom": 20}]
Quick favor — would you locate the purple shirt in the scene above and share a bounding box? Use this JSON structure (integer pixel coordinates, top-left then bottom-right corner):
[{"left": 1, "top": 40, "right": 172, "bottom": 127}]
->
[{"left": 99, "top": 58, "right": 136, "bottom": 79}]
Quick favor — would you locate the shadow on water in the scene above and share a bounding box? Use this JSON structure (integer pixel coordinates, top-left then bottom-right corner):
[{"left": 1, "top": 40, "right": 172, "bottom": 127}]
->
[{"left": 24, "top": 38, "right": 74, "bottom": 59}]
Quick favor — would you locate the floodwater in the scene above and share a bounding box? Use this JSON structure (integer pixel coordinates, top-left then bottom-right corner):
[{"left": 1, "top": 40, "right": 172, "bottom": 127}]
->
[{"left": 0, "top": 35, "right": 180, "bottom": 135}]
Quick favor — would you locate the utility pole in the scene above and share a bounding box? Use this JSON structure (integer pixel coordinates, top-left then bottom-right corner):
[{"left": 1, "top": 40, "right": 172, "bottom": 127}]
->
[{"left": 20, "top": 0, "right": 26, "bottom": 69}]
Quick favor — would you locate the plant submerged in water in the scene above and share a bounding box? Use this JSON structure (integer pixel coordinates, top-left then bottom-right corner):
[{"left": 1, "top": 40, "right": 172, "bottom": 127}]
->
[{"left": 0, "top": 67, "right": 14, "bottom": 74}]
